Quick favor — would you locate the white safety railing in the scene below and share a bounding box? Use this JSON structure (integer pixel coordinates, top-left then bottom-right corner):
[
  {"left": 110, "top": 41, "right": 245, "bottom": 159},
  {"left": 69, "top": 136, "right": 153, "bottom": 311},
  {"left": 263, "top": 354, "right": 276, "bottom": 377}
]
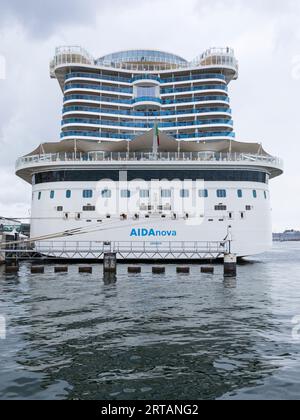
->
[{"left": 16, "top": 152, "right": 283, "bottom": 170}]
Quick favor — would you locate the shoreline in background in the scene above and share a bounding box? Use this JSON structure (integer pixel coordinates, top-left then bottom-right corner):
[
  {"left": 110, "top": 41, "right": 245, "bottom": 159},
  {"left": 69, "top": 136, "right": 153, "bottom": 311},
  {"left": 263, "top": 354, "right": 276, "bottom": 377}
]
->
[{"left": 273, "top": 230, "right": 300, "bottom": 242}]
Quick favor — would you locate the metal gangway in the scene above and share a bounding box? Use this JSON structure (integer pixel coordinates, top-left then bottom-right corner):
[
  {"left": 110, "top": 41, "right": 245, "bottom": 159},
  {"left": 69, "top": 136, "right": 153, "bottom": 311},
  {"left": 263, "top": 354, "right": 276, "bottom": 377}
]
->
[{"left": 1, "top": 240, "right": 230, "bottom": 261}]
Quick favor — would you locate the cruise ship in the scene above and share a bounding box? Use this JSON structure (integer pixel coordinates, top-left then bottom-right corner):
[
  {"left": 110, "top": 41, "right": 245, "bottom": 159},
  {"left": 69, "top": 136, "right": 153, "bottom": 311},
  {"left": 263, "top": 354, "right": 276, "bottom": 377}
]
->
[{"left": 15, "top": 47, "right": 283, "bottom": 260}]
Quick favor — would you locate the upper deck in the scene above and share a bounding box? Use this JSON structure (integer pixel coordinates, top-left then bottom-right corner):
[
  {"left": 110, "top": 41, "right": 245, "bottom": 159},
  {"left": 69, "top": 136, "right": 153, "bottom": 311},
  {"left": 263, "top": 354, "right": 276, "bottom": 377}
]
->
[
  {"left": 16, "top": 150, "right": 283, "bottom": 184},
  {"left": 50, "top": 47, "right": 239, "bottom": 89}
]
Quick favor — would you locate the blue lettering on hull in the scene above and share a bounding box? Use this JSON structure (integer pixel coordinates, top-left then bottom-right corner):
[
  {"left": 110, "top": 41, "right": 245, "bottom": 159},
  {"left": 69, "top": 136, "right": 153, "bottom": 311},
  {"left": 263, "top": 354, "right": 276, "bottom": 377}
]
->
[{"left": 130, "top": 228, "right": 177, "bottom": 238}]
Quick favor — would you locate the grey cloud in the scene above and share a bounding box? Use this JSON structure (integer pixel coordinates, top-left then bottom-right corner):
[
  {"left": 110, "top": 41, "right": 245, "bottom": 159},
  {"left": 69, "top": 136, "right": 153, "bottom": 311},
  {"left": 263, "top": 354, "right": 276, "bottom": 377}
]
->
[
  {"left": 194, "top": 0, "right": 300, "bottom": 15},
  {"left": 0, "top": 0, "right": 144, "bottom": 38}
]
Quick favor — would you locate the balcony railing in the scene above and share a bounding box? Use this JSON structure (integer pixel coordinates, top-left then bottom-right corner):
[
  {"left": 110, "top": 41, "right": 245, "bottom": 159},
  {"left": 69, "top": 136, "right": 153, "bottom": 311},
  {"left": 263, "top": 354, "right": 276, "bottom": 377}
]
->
[
  {"left": 61, "top": 118, "right": 234, "bottom": 129},
  {"left": 51, "top": 46, "right": 238, "bottom": 74},
  {"left": 133, "top": 97, "right": 162, "bottom": 104},
  {"left": 62, "top": 105, "right": 232, "bottom": 118},
  {"left": 132, "top": 74, "right": 161, "bottom": 83},
  {"left": 161, "top": 84, "right": 228, "bottom": 94},
  {"left": 64, "top": 94, "right": 229, "bottom": 106},
  {"left": 16, "top": 151, "right": 283, "bottom": 170},
  {"left": 65, "top": 72, "right": 227, "bottom": 85},
  {"left": 65, "top": 83, "right": 133, "bottom": 94},
  {"left": 64, "top": 82, "right": 227, "bottom": 96},
  {"left": 60, "top": 131, "right": 236, "bottom": 140}
]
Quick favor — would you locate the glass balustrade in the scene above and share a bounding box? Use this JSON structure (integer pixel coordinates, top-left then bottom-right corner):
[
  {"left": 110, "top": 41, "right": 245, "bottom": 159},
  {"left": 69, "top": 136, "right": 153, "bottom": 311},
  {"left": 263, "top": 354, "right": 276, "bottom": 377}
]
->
[
  {"left": 61, "top": 118, "right": 234, "bottom": 128},
  {"left": 60, "top": 130, "right": 235, "bottom": 140},
  {"left": 62, "top": 105, "right": 232, "bottom": 117},
  {"left": 65, "top": 72, "right": 226, "bottom": 84},
  {"left": 64, "top": 94, "right": 229, "bottom": 105},
  {"left": 64, "top": 82, "right": 227, "bottom": 95}
]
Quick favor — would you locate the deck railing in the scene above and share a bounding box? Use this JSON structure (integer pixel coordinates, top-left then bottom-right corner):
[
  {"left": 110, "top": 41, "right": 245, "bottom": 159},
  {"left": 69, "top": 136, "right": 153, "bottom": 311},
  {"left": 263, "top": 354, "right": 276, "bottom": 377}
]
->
[{"left": 16, "top": 151, "right": 283, "bottom": 170}]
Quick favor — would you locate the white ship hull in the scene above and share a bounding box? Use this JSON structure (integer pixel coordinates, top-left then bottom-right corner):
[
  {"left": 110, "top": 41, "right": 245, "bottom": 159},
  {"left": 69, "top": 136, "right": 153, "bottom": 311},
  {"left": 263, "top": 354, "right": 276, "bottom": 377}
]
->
[{"left": 29, "top": 179, "right": 273, "bottom": 260}]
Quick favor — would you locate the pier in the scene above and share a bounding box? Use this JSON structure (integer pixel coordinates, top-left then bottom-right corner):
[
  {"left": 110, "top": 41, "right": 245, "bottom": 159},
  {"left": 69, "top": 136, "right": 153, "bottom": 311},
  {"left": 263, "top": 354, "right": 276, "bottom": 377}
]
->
[{"left": 1, "top": 239, "right": 237, "bottom": 278}]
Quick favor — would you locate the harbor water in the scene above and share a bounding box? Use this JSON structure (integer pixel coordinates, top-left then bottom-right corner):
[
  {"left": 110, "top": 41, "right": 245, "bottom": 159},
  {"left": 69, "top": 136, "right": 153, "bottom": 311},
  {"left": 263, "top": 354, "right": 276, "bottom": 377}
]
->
[{"left": 1, "top": 242, "right": 300, "bottom": 400}]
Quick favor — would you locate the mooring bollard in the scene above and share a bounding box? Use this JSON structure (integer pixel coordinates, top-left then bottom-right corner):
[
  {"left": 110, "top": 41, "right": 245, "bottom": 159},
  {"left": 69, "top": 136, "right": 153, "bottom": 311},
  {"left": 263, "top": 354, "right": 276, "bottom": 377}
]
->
[
  {"left": 201, "top": 267, "right": 214, "bottom": 274},
  {"left": 31, "top": 266, "right": 45, "bottom": 274},
  {"left": 54, "top": 266, "right": 68, "bottom": 273},
  {"left": 224, "top": 254, "right": 237, "bottom": 277},
  {"left": 176, "top": 267, "right": 190, "bottom": 274},
  {"left": 128, "top": 267, "right": 141, "bottom": 274},
  {"left": 152, "top": 267, "right": 165, "bottom": 275},
  {"left": 79, "top": 266, "right": 93, "bottom": 274},
  {"left": 103, "top": 253, "right": 117, "bottom": 274}
]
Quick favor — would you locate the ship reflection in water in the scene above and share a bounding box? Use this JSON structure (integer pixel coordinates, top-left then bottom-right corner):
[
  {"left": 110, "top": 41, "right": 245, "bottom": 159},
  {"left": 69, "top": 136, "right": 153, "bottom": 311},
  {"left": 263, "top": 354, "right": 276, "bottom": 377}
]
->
[{"left": 1, "top": 242, "right": 300, "bottom": 400}]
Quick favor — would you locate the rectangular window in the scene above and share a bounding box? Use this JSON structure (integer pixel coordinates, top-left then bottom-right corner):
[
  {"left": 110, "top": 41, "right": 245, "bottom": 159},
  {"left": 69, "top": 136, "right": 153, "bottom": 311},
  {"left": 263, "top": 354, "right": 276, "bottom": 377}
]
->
[
  {"left": 180, "top": 189, "right": 190, "bottom": 198},
  {"left": 83, "top": 190, "right": 93, "bottom": 199},
  {"left": 215, "top": 205, "right": 227, "bottom": 211},
  {"left": 120, "top": 189, "right": 131, "bottom": 198},
  {"left": 246, "top": 205, "right": 252, "bottom": 211},
  {"left": 101, "top": 189, "right": 112, "bottom": 198},
  {"left": 137, "top": 86, "right": 157, "bottom": 98},
  {"left": 237, "top": 189, "right": 243, "bottom": 198},
  {"left": 56, "top": 206, "right": 63, "bottom": 212},
  {"left": 66, "top": 190, "right": 72, "bottom": 199},
  {"left": 83, "top": 206, "right": 96, "bottom": 211},
  {"left": 38, "top": 192, "right": 42, "bottom": 200},
  {"left": 198, "top": 189, "right": 208, "bottom": 198},
  {"left": 264, "top": 191, "right": 268, "bottom": 199},
  {"left": 50, "top": 191, "right": 55, "bottom": 199},
  {"left": 253, "top": 190, "right": 257, "bottom": 198},
  {"left": 217, "top": 189, "right": 227, "bottom": 198},
  {"left": 161, "top": 189, "right": 171, "bottom": 198},
  {"left": 140, "top": 189, "right": 150, "bottom": 198}
]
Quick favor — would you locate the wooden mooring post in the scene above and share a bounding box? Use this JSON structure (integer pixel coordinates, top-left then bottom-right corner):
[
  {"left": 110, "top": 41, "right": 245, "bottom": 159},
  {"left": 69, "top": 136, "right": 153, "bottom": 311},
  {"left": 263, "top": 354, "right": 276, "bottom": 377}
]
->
[
  {"left": 103, "top": 253, "right": 117, "bottom": 274},
  {"left": 224, "top": 253, "right": 237, "bottom": 277}
]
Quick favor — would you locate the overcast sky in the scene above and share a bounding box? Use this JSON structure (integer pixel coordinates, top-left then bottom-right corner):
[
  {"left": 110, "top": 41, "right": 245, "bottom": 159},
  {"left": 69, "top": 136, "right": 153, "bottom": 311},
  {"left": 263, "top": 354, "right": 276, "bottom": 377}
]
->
[{"left": 0, "top": 0, "right": 299, "bottom": 231}]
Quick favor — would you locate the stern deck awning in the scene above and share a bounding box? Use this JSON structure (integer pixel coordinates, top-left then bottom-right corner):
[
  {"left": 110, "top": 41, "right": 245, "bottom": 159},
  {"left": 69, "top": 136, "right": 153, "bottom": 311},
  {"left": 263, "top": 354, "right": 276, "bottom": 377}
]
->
[{"left": 25, "top": 130, "right": 270, "bottom": 157}]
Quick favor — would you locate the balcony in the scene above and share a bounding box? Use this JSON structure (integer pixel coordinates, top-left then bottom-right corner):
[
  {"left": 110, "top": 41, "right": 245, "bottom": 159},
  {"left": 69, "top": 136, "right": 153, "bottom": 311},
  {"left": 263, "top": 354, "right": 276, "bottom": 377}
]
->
[
  {"left": 65, "top": 71, "right": 227, "bottom": 85},
  {"left": 64, "top": 83, "right": 133, "bottom": 94},
  {"left": 60, "top": 130, "right": 236, "bottom": 141},
  {"left": 63, "top": 94, "right": 230, "bottom": 106},
  {"left": 65, "top": 72, "right": 132, "bottom": 84},
  {"left": 161, "top": 84, "right": 228, "bottom": 95},
  {"left": 61, "top": 118, "right": 234, "bottom": 129},
  {"left": 174, "top": 132, "right": 235, "bottom": 140},
  {"left": 50, "top": 46, "right": 94, "bottom": 77},
  {"left": 62, "top": 105, "right": 232, "bottom": 118},
  {"left": 132, "top": 74, "right": 161, "bottom": 83},
  {"left": 133, "top": 97, "right": 162, "bottom": 105}
]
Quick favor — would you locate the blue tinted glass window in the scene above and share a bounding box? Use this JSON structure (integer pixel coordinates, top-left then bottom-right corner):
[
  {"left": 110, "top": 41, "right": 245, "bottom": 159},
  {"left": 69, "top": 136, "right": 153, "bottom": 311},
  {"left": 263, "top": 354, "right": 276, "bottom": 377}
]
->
[
  {"left": 50, "top": 191, "right": 55, "bottom": 199},
  {"left": 264, "top": 191, "right": 267, "bottom": 199},
  {"left": 34, "top": 170, "right": 268, "bottom": 185},
  {"left": 66, "top": 190, "right": 71, "bottom": 198},
  {"left": 237, "top": 189, "right": 243, "bottom": 198},
  {"left": 180, "top": 189, "right": 190, "bottom": 198},
  {"left": 199, "top": 189, "right": 208, "bottom": 198},
  {"left": 140, "top": 190, "right": 150, "bottom": 198},
  {"left": 137, "top": 86, "right": 157, "bottom": 97},
  {"left": 38, "top": 192, "right": 42, "bottom": 200},
  {"left": 83, "top": 190, "right": 93, "bottom": 198},
  {"left": 121, "top": 190, "right": 130, "bottom": 198},
  {"left": 101, "top": 189, "right": 111, "bottom": 198},
  {"left": 217, "top": 189, "right": 227, "bottom": 198},
  {"left": 161, "top": 189, "right": 171, "bottom": 198},
  {"left": 253, "top": 190, "right": 257, "bottom": 198}
]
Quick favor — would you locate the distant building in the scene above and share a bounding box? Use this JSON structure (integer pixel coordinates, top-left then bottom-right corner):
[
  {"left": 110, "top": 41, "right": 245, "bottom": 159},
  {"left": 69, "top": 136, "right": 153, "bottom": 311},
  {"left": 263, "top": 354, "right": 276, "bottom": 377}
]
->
[
  {"left": 273, "top": 230, "right": 300, "bottom": 242},
  {"left": 0, "top": 217, "right": 30, "bottom": 236}
]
